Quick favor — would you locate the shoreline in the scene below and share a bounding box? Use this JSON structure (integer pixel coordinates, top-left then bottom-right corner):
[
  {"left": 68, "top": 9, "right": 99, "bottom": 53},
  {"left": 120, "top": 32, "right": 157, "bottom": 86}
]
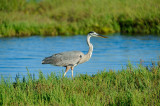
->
[
  {"left": 0, "top": 63, "right": 160, "bottom": 105},
  {"left": 0, "top": 0, "right": 160, "bottom": 37}
]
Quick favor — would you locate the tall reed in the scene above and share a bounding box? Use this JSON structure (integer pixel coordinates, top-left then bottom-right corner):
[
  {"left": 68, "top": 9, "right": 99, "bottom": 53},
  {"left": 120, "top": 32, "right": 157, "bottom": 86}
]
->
[
  {"left": 0, "top": 63, "right": 160, "bottom": 105},
  {"left": 0, "top": 0, "right": 160, "bottom": 37}
]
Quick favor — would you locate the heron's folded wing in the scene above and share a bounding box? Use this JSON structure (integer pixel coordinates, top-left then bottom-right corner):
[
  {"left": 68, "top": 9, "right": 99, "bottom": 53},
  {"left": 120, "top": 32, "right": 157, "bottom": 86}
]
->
[{"left": 51, "top": 51, "right": 84, "bottom": 66}]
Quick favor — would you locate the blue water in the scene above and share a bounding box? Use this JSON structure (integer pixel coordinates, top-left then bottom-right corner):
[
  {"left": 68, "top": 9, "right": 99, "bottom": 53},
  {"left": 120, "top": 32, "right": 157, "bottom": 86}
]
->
[{"left": 0, "top": 34, "right": 160, "bottom": 79}]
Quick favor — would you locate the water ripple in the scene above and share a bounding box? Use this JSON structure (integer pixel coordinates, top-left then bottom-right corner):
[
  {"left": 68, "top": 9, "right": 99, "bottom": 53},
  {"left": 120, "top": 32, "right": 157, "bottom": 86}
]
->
[{"left": 0, "top": 34, "right": 160, "bottom": 79}]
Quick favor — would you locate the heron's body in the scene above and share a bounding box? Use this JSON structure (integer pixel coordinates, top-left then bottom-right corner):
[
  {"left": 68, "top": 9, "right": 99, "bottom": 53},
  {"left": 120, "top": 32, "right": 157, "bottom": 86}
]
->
[
  {"left": 43, "top": 51, "right": 85, "bottom": 66},
  {"left": 42, "top": 31, "right": 106, "bottom": 77}
]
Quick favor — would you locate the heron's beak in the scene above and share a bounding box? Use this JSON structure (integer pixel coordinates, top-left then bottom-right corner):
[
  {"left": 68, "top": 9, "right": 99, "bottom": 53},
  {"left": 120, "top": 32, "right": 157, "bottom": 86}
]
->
[{"left": 97, "top": 34, "right": 108, "bottom": 38}]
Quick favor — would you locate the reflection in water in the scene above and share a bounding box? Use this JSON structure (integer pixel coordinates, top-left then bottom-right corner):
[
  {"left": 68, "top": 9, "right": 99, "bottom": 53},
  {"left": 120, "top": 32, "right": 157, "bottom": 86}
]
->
[{"left": 0, "top": 34, "right": 160, "bottom": 79}]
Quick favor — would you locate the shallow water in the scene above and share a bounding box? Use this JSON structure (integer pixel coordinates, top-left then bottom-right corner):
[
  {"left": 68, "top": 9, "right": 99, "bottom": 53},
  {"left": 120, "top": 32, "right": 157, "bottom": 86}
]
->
[{"left": 0, "top": 33, "right": 160, "bottom": 79}]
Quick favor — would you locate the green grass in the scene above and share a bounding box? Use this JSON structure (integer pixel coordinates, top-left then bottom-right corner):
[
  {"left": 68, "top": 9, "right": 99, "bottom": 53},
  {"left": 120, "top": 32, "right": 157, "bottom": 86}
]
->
[
  {"left": 0, "top": 63, "right": 160, "bottom": 105},
  {"left": 0, "top": 0, "right": 160, "bottom": 37}
]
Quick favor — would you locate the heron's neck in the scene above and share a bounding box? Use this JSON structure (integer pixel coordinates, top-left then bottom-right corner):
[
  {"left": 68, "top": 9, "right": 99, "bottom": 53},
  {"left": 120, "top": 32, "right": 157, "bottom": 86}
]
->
[
  {"left": 79, "top": 35, "right": 93, "bottom": 64},
  {"left": 86, "top": 35, "right": 93, "bottom": 59}
]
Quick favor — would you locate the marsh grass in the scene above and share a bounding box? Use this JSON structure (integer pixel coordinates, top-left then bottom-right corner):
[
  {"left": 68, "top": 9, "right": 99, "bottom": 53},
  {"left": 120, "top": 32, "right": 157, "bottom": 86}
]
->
[
  {"left": 0, "top": 63, "right": 160, "bottom": 105},
  {"left": 0, "top": 0, "right": 160, "bottom": 37}
]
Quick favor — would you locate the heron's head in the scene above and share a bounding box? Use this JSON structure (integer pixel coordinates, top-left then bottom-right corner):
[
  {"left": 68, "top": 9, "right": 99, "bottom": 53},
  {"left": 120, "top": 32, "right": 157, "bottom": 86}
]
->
[{"left": 88, "top": 31, "right": 107, "bottom": 38}]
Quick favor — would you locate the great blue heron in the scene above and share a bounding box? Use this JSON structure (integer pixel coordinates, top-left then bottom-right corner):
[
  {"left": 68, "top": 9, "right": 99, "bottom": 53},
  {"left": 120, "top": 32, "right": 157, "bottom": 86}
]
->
[{"left": 42, "top": 31, "right": 107, "bottom": 78}]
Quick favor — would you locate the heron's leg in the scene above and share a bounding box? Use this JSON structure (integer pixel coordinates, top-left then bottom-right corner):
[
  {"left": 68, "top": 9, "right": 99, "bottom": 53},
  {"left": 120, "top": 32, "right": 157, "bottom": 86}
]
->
[
  {"left": 64, "top": 66, "right": 70, "bottom": 77},
  {"left": 71, "top": 66, "right": 74, "bottom": 78}
]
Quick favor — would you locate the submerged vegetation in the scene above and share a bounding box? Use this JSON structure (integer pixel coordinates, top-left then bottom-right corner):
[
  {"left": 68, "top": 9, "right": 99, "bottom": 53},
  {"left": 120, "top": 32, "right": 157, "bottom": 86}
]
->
[
  {"left": 0, "top": 63, "right": 160, "bottom": 105},
  {"left": 0, "top": 0, "right": 160, "bottom": 37}
]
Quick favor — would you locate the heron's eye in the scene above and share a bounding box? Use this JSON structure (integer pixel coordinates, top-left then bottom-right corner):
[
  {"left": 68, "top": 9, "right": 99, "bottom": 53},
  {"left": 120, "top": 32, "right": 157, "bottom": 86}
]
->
[{"left": 80, "top": 55, "right": 82, "bottom": 58}]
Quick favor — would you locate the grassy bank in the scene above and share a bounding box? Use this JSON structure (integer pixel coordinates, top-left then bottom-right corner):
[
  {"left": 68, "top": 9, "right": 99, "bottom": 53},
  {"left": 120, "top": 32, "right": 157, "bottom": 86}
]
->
[
  {"left": 0, "top": 0, "right": 160, "bottom": 37},
  {"left": 0, "top": 63, "right": 160, "bottom": 105}
]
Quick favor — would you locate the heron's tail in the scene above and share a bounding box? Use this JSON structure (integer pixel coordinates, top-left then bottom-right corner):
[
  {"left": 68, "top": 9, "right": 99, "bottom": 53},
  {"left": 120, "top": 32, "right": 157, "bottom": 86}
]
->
[
  {"left": 41, "top": 60, "right": 46, "bottom": 64},
  {"left": 42, "top": 56, "right": 52, "bottom": 64}
]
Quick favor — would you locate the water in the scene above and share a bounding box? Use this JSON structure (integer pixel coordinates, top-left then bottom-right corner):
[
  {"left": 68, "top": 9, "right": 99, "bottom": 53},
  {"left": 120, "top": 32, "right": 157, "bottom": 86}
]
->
[{"left": 0, "top": 34, "right": 160, "bottom": 79}]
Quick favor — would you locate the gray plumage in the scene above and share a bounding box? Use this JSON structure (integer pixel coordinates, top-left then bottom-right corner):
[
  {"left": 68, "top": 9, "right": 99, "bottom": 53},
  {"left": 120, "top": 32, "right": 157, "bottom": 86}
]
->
[
  {"left": 42, "top": 51, "right": 85, "bottom": 66},
  {"left": 42, "top": 31, "right": 107, "bottom": 77}
]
